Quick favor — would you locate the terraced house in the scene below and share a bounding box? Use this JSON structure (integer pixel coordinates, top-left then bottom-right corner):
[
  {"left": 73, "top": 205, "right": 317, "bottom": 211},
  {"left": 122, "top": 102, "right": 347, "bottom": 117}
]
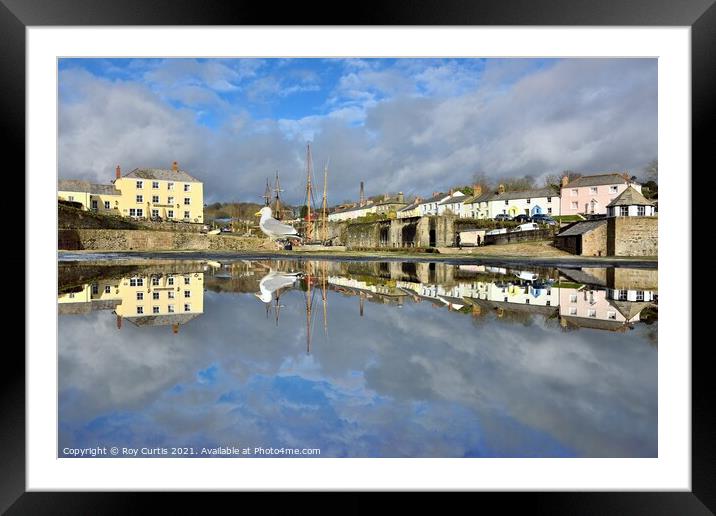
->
[{"left": 58, "top": 161, "right": 204, "bottom": 224}]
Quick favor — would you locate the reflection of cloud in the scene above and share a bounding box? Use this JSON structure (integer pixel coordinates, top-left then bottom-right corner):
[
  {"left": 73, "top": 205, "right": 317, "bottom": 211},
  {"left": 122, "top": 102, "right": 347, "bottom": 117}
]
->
[{"left": 59, "top": 283, "right": 657, "bottom": 457}]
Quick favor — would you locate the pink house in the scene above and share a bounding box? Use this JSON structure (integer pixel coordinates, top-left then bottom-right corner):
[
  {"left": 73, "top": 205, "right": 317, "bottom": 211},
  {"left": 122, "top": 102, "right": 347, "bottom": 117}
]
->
[{"left": 560, "top": 173, "right": 642, "bottom": 216}]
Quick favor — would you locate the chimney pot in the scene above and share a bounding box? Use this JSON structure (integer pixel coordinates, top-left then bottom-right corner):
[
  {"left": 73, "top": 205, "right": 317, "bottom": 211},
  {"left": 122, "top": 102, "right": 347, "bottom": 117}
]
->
[
  {"left": 172, "top": 323, "right": 179, "bottom": 334},
  {"left": 473, "top": 184, "right": 482, "bottom": 197},
  {"left": 172, "top": 161, "right": 178, "bottom": 172},
  {"left": 115, "top": 165, "right": 121, "bottom": 180},
  {"left": 498, "top": 184, "right": 505, "bottom": 194},
  {"left": 116, "top": 314, "right": 122, "bottom": 330},
  {"left": 561, "top": 175, "right": 569, "bottom": 187}
]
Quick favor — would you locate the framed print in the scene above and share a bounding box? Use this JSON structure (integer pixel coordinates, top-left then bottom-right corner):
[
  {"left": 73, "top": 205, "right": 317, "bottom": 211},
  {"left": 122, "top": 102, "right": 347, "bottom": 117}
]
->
[{"left": 7, "top": 0, "right": 708, "bottom": 512}]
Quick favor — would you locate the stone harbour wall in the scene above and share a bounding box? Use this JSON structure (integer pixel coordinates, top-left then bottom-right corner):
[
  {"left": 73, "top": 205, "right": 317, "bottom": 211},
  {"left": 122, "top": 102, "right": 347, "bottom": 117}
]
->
[{"left": 607, "top": 217, "right": 658, "bottom": 257}]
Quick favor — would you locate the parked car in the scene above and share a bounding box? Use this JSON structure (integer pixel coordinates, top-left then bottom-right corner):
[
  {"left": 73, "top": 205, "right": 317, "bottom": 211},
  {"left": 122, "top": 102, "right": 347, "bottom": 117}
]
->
[
  {"left": 486, "top": 228, "right": 508, "bottom": 236},
  {"left": 511, "top": 223, "right": 539, "bottom": 232},
  {"left": 494, "top": 214, "right": 513, "bottom": 221},
  {"left": 220, "top": 227, "right": 232, "bottom": 233},
  {"left": 532, "top": 214, "right": 557, "bottom": 225},
  {"left": 513, "top": 214, "right": 532, "bottom": 223}
]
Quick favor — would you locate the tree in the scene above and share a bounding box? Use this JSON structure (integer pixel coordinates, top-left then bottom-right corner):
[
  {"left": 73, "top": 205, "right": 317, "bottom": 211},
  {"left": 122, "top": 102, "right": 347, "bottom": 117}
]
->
[
  {"left": 644, "top": 159, "right": 658, "bottom": 182},
  {"left": 642, "top": 180, "right": 658, "bottom": 200},
  {"left": 503, "top": 175, "right": 536, "bottom": 192},
  {"left": 562, "top": 170, "right": 582, "bottom": 182},
  {"left": 543, "top": 174, "right": 561, "bottom": 188},
  {"left": 471, "top": 171, "right": 493, "bottom": 193}
]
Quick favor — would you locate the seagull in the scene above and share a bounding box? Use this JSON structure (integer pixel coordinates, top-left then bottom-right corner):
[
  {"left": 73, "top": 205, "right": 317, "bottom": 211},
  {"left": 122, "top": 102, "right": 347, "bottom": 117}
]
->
[
  {"left": 254, "top": 207, "right": 302, "bottom": 241},
  {"left": 254, "top": 270, "right": 303, "bottom": 303}
]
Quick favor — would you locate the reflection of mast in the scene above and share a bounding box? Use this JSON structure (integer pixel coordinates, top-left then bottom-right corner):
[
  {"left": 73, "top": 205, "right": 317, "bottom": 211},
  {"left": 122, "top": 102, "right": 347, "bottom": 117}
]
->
[
  {"left": 263, "top": 178, "right": 271, "bottom": 207},
  {"left": 304, "top": 144, "right": 315, "bottom": 241},
  {"left": 273, "top": 170, "right": 283, "bottom": 220},
  {"left": 274, "top": 290, "right": 283, "bottom": 326},
  {"left": 305, "top": 263, "right": 314, "bottom": 354},
  {"left": 321, "top": 261, "right": 328, "bottom": 337},
  {"left": 359, "top": 292, "right": 365, "bottom": 317},
  {"left": 321, "top": 161, "right": 329, "bottom": 243}
]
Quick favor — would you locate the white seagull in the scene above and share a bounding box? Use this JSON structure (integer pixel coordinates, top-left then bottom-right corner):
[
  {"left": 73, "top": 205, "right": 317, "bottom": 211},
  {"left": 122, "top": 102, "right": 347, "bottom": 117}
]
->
[
  {"left": 254, "top": 207, "right": 301, "bottom": 241},
  {"left": 254, "top": 270, "right": 303, "bottom": 303}
]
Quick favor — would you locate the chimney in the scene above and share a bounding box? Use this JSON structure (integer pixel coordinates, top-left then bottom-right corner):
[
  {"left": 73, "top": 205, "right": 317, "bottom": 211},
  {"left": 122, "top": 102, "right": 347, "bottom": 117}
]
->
[
  {"left": 498, "top": 184, "right": 505, "bottom": 194},
  {"left": 172, "top": 323, "right": 179, "bottom": 334},
  {"left": 473, "top": 184, "right": 482, "bottom": 197},
  {"left": 398, "top": 192, "right": 404, "bottom": 203},
  {"left": 172, "top": 161, "right": 179, "bottom": 172},
  {"left": 432, "top": 191, "right": 439, "bottom": 197},
  {"left": 115, "top": 165, "right": 121, "bottom": 180},
  {"left": 415, "top": 196, "right": 422, "bottom": 204},
  {"left": 561, "top": 175, "right": 569, "bottom": 187},
  {"left": 359, "top": 181, "right": 365, "bottom": 207},
  {"left": 383, "top": 193, "right": 389, "bottom": 202},
  {"left": 116, "top": 314, "right": 122, "bottom": 330}
]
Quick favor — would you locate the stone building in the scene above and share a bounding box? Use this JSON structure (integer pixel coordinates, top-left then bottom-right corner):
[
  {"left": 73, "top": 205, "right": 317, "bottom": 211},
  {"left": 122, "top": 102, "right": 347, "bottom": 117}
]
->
[{"left": 553, "top": 219, "right": 608, "bottom": 256}]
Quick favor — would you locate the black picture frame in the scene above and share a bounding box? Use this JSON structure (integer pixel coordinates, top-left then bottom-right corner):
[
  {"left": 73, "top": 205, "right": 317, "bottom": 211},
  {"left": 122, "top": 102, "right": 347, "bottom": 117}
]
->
[{"left": 6, "top": 0, "right": 706, "bottom": 511}]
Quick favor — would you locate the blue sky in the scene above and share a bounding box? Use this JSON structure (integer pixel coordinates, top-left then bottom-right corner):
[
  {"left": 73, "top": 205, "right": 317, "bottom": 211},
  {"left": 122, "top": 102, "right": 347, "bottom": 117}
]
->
[{"left": 58, "top": 58, "right": 657, "bottom": 204}]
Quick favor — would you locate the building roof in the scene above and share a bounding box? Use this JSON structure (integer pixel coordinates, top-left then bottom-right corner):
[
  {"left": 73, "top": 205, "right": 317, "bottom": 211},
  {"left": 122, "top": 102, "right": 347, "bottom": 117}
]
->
[
  {"left": 419, "top": 192, "right": 447, "bottom": 204},
  {"left": 438, "top": 193, "right": 469, "bottom": 205},
  {"left": 556, "top": 219, "right": 607, "bottom": 237},
  {"left": 606, "top": 185, "right": 655, "bottom": 207},
  {"left": 564, "top": 173, "right": 634, "bottom": 188},
  {"left": 398, "top": 201, "right": 421, "bottom": 212},
  {"left": 463, "top": 191, "right": 495, "bottom": 204},
  {"left": 330, "top": 202, "right": 375, "bottom": 215},
  {"left": 490, "top": 187, "right": 558, "bottom": 202},
  {"left": 123, "top": 167, "right": 202, "bottom": 183},
  {"left": 58, "top": 180, "right": 120, "bottom": 195}
]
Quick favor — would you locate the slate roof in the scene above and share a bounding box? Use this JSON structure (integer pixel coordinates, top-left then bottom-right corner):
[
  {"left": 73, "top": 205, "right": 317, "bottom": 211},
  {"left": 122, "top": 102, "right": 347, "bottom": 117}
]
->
[
  {"left": 463, "top": 191, "right": 495, "bottom": 204},
  {"left": 438, "top": 193, "right": 469, "bottom": 205},
  {"left": 58, "top": 180, "right": 120, "bottom": 195},
  {"left": 124, "top": 167, "right": 201, "bottom": 183},
  {"left": 606, "top": 186, "right": 655, "bottom": 207},
  {"left": 564, "top": 173, "right": 633, "bottom": 188},
  {"left": 330, "top": 202, "right": 375, "bottom": 215},
  {"left": 490, "top": 187, "right": 558, "bottom": 202},
  {"left": 556, "top": 219, "right": 607, "bottom": 237},
  {"left": 419, "top": 192, "right": 447, "bottom": 204},
  {"left": 398, "top": 201, "right": 421, "bottom": 212}
]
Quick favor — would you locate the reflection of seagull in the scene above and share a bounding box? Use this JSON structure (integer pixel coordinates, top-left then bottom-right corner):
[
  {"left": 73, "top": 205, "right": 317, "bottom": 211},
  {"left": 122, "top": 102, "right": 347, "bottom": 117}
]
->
[
  {"left": 254, "top": 270, "right": 303, "bottom": 303},
  {"left": 254, "top": 207, "right": 301, "bottom": 241}
]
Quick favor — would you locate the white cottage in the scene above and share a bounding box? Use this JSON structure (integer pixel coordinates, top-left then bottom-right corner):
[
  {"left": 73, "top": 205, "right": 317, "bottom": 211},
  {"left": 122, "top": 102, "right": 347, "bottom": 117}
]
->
[{"left": 487, "top": 186, "right": 560, "bottom": 219}]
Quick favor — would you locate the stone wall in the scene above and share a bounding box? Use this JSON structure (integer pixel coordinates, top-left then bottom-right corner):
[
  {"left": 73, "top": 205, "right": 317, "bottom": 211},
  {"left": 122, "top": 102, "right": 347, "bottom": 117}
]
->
[
  {"left": 607, "top": 268, "right": 658, "bottom": 290},
  {"left": 607, "top": 217, "right": 658, "bottom": 257},
  {"left": 485, "top": 228, "right": 554, "bottom": 246},
  {"left": 581, "top": 223, "right": 608, "bottom": 256},
  {"left": 58, "top": 229, "right": 269, "bottom": 252}
]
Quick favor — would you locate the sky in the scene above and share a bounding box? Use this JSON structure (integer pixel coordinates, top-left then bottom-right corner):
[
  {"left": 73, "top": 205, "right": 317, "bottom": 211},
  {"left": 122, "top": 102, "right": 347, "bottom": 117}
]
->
[
  {"left": 58, "top": 58, "right": 657, "bottom": 205},
  {"left": 58, "top": 264, "right": 657, "bottom": 458}
]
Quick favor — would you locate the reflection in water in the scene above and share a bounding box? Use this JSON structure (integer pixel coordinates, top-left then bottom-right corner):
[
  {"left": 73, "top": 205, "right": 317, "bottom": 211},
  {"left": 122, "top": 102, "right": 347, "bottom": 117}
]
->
[{"left": 58, "top": 260, "right": 658, "bottom": 458}]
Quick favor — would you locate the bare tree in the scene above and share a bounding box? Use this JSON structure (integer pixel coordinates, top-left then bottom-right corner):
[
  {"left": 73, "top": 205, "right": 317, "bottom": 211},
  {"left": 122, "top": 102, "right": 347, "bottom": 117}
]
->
[
  {"left": 543, "top": 174, "right": 561, "bottom": 188},
  {"left": 644, "top": 159, "right": 658, "bottom": 182},
  {"left": 471, "top": 171, "right": 493, "bottom": 193}
]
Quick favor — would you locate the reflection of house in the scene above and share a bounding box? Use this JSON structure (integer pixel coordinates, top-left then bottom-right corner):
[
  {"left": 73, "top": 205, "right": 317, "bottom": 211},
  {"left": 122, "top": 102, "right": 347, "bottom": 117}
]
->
[
  {"left": 488, "top": 186, "right": 560, "bottom": 218},
  {"left": 560, "top": 173, "right": 641, "bottom": 216},
  {"left": 558, "top": 286, "right": 651, "bottom": 331},
  {"left": 58, "top": 162, "right": 204, "bottom": 223},
  {"left": 58, "top": 272, "right": 205, "bottom": 333}
]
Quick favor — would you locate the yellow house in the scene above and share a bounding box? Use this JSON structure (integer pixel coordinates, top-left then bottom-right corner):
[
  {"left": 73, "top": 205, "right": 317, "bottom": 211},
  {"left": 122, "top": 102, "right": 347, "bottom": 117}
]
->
[
  {"left": 58, "top": 272, "right": 205, "bottom": 333},
  {"left": 58, "top": 161, "right": 204, "bottom": 224}
]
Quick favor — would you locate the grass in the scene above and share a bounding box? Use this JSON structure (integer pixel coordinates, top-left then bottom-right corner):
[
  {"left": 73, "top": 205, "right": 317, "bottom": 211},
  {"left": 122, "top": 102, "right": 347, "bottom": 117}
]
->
[{"left": 553, "top": 215, "right": 585, "bottom": 222}]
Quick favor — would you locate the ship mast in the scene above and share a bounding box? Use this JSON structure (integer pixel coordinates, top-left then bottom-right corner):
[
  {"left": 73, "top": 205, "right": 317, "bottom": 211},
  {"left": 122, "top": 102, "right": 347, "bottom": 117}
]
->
[
  {"left": 263, "top": 177, "right": 271, "bottom": 207},
  {"left": 304, "top": 144, "right": 314, "bottom": 241},
  {"left": 273, "top": 170, "right": 283, "bottom": 220},
  {"left": 321, "top": 160, "right": 329, "bottom": 243}
]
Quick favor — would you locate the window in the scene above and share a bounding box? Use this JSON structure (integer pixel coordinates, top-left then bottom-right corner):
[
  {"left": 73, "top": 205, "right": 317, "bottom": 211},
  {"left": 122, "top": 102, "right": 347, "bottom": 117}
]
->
[
  {"left": 130, "top": 277, "right": 144, "bottom": 287},
  {"left": 590, "top": 187, "right": 598, "bottom": 194},
  {"left": 167, "top": 277, "right": 174, "bottom": 286},
  {"left": 152, "top": 195, "right": 159, "bottom": 203},
  {"left": 547, "top": 197, "right": 552, "bottom": 203},
  {"left": 525, "top": 299, "right": 530, "bottom": 304},
  {"left": 152, "top": 292, "right": 160, "bottom": 300},
  {"left": 620, "top": 206, "right": 629, "bottom": 216},
  {"left": 588, "top": 309, "right": 597, "bottom": 317},
  {"left": 504, "top": 200, "right": 508, "bottom": 205},
  {"left": 105, "top": 285, "right": 111, "bottom": 293},
  {"left": 571, "top": 189, "right": 578, "bottom": 196},
  {"left": 91, "top": 200, "right": 98, "bottom": 210},
  {"left": 571, "top": 202, "right": 578, "bottom": 209},
  {"left": 168, "top": 182, "right": 174, "bottom": 190},
  {"left": 184, "top": 211, "right": 190, "bottom": 219},
  {"left": 151, "top": 209, "right": 159, "bottom": 218},
  {"left": 637, "top": 206, "right": 646, "bottom": 216},
  {"left": 168, "top": 210, "right": 174, "bottom": 219},
  {"left": 184, "top": 276, "right": 191, "bottom": 285},
  {"left": 184, "top": 290, "right": 191, "bottom": 298},
  {"left": 67, "top": 195, "right": 74, "bottom": 201},
  {"left": 618, "top": 290, "right": 628, "bottom": 301},
  {"left": 184, "top": 303, "right": 191, "bottom": 312},
  {"left": 136, "top": 195, "right": 143, "bottom": 203},
  {"left": 569, "top": 307, "right": 577, "bottom": 315},
  {"left": 153, "top": 306, "right": 160, "bottom": 314},
  {"left": 152, "top": 181, "right": 159, "bottom": 189},
  {"left": 184, "top": 184, "right": 191, "bottom": 192},
  {"left": 152, "top": 277, "right": 160, "bottom": 286},
  {"left": 184, "top": 198, "right": 191, "bottom": 205},
  {"left": 104, "top": 201, "right": 110, "bottom": 209},
  {"left": 131, "top": 208, "right": 143, "bottom": 217},
  {"left": 526, "top": 198, "right": 531, "bottom": 204},
  {"left": 91, "top": 284, "right": 99, "bottom": 295},
  {"left": 547, "top": 208, "right": 552, "bottom": 214},
  {"left": 168, "top": 291, "right": 175, "bottom": 299},
  {"left": 609, "top": 185, "right": 618, "bottom": 193},
  {"left": 137, "top": 306, "right": 144, "bottom": 314},
  {"left": 168, "top": 196, "right": 174, "bottom": 204},
  {"left": 168, "top": 304, "right": 175, "bottom": 313},
  {"left": 546, "top": 300, "right": 551, "bottom": 306},
  {"left": 569, "top": 294, "right": 577, "bottom": 303},
  {"left": 607, "top": 311, "right": 617, "bottom": 320},
  {"left": 136, "top": 292, "right": 144, "bottom": 300},
  {"left": 136, "top": 181, "right": 143, "bottom": 189},
  {"left": 636, "top": 290, "right": 645, "bottom": 301}
]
